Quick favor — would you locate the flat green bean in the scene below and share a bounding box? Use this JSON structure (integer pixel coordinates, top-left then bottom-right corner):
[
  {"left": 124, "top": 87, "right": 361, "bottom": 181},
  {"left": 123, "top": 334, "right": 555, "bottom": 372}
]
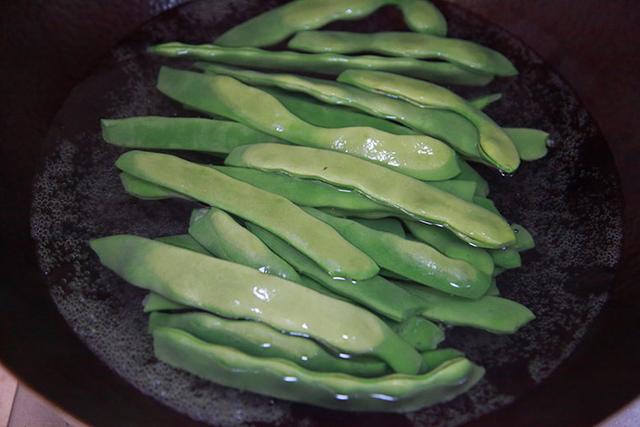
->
[
  {"left": 457, "top": 160, "right": 490, "bottom": 196},
  {"left": 101, "top": 116, "right": 281, "bottom": 154},
  {"left": 226, "top": 144, "right": 516, "bottom": 249},
  {"left": 512, "top": 224, "right": 535, "bottom": 251},
  {"left": 153, "top": 327, "right": 484, "bottom": 412},
  {"left": 248, "top": 223, "right": 424, "bottom": 322},
  {"left": 505, "top": 128, "right": 549, "bottom": 161},
  {"left": 404, "top": 220, "right": 494, "bottom": 276},
  {"left": 196, "top": 63, "right": 484, "bottom": 160},
  {"left": 116, "top": 150, "right": 379, "bottom": 280},
  {"left": 354, "top": 218, "right": 406, "bottom": 238},
  {"left": 157, "top": 67, "right": 459, "bottom": 180},
  {"left": 155, "top": 234, "right": 210, "bottom": 255},
  {"left": 338, "top": 70, "right": 520, "bottom": 173},
  {"left": 91, "top": 236, "right": 420, "bottom": 373},
  {"left": 189, "top": 208, "right": 301, "bottom": 282},
  {"left": 469, "top": 93, "right": 502, "bottom": 110},
  {"left": 150, "top": 43, "right": 493, "bottom": 86},
  {"left": 396, "top": 281, "right": 535, "bottom": 334},
  {"left": 289, "top": 31, "right": 515, "bottom": 76},
  {"left": 144, "top": 292, "right": 187, "bottom": 313},
  {"left": 491, "top": 249, "right": 522, "bottom": 269},
  {"left": 391, "top": 316, "right": 444, "bottom": 351},
  {"left": 215, "top": 0, "right": 446, "bottom": 48},
  {"left": 120, "top": 172, "right": 189, "bottom": 201},
  {"left": 149, "top": 312, "right": 388, "bottom": 377},
  {"left": 305, "top": 208, "right": 491, "bottom": 298},
  {"left": 421, "top": 349, "right": 464, "bottom": 372}
]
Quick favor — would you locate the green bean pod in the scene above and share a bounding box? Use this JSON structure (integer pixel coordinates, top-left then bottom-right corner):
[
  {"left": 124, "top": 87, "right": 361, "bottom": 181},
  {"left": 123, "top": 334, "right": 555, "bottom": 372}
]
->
[
  {"left": 469, "top": 93, "right": 502, "bottom": 110},
  {"left": 101, "top": 116, "right": 281, "bottom": 154},
  {"left": 91, "top": 236, "right": 421, "bottom": 373},
  {"left": 399, "top": 0, "right": 447, "bottom": 36},
  {"left": 403, "top": 220, "right": 495, "bottom": 276},
  {"left": 153, "top": 327, "right": 484, "bottom": 412},
  {"left": 338, "top": 70, "right": 520, "bottom": 173},
  {"left": 226, "top": 143, "right": 516, "bottom": 249},
  {"left": 196, "top": 63, "right": 483, "bottom": 160},
  {"left": 289, "top": 31, "right": 516, "bottom": 76},
  {"left": 421, "top": 349, "right": 465, "bottom": 372},
  {"left": 391, "top": 316, "right": 444, "bottom": 351},
  {"left": 305, "top": 208, "right": 491, "bottom": 298},
  {"left": 354, "top": 218, "right": 406, "bottom": 238},
  {"left": 120, "top": 173, "right": 189, "bottom": 201},
  {"left": 157, "top": 67, "right": 459, "bottom": 181},
  {"left": 505, "top": 128, "right": 549, "bottom": 161},
  {"left": 189, "top": 208, "right": 301, "bottom": 282},
  {"left": 457, "top": 160, "right": 490, "bottom": 197},
  {"left": 116, "top": 150, "right": 379, "bottom": 280},
  {"left": 266, "top": 87, "right": 417, "bottom": 136},
  {"left": 149, "top": 312, "right": 388, "bottom": 377},
  {"left": 396, "top": 281, "right": 535, "bottom": 334},
  {"left": 512, "top": 224, "right": 535, "bottom": 251},
  {"left": 144, "top": 292, "right": 187, "bottom": 313},
  {"left": 248, "top": 223, "right": 424, "bottom": 322},
  {"left": 150, "top": 43, "right": 493, "bottom": 86},
  {"left": 155, "top": 234, "right": 210, "bottom": 255}
]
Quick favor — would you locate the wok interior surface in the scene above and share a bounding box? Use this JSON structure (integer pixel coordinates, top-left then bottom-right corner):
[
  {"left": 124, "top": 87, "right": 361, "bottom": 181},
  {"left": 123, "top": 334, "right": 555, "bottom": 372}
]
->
[{"left": 8, "top": 0, "right": 629, "bottom": 426}]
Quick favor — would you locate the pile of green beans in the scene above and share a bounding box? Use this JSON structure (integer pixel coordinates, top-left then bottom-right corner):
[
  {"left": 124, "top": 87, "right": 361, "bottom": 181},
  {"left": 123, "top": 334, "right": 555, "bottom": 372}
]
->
[{"left": 91, "top": 0, "right": 551, "bottom": 413}]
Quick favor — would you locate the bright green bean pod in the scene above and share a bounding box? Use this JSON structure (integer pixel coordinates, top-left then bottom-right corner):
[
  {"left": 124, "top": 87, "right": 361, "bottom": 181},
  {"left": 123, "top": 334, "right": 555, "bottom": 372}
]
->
[
  {"left": 155, "top": 234, "right": 210, "bottom": 256},
  {"left": 491, "top": 249, "right": 522, "bottom": 269},
  {"left": 248, "top": 223, "right": 424, "bottom": 322},
  {"left": 457, "top": 160, "right": 490, "bottom": 197},
  {"left": 469, "top": 93, "right": 503, "bottom": 110},
  {"left": 214, "top": 166, "right": 386, "bottom": 211},
  {"left": 226, "top": 143, "right": 516, "bottom": 249},
  {"left": 157, "top": 67, "right": 459, "bottom": 180},
  {"left": 149, "top": 312, "right": 388, "bottom": 377},
  {"left": 421, "top": 349, "right": 464, "bottom": 372},
  {"left": 196, "top": 63, "right": 483, "bottom": 160},
  {"left": 150, "top": 42, "right": 493, "bottom": 86},
  {"left": 404, "top": 220, "right": 494, "bottom": 276},
  {"left": 305, "top": 208, "right": 491, "bottom": 298},
  {"left": 189, "top": 208, "right": 301, "bottom": 282},
  {"left": 354, "top": 218, "right": 406, "bottom": 238},
  {"left": 399, "top": 0, "right": 447, "bottom": 36},
  {"left": 116, "top": 150, "right": 378, "bottom": 280},
  {"left": 144, "top": 292, "right": 187, "bottom": 313},
  {"left": 391, "top": 316, "right": 444, "bottom": 351},
  {"left": 505, "top": 128, "right": 549, "bottom": 161},
  {"left": 429, "top": 180, "right": 477, "bottom": 201},
  {"left": 265, "top": 87, "right": 418, "bottom": 136},
  {"left": 92, "top": 236, "right": 420, "bottom": 373},
  {"left": 396, "top": 281, "right": 535, "bottom": 334},
  {"left": 215, "top": 0, "right": 446, "bottom": 49},
  {"left": 338, "top": 70, "right": 520, "bottom": 173},
  {"left": 289, "top": 32, "right": 515, "bottom": 76},
  {"left": 153, "top": 327, "right": 484, "bottom": 412},
  {"left": 120, "top": 173, "right": 189, "bottom": 201},
  {"left": 101, "top": 116, "right": 282, "bottom": 154}
]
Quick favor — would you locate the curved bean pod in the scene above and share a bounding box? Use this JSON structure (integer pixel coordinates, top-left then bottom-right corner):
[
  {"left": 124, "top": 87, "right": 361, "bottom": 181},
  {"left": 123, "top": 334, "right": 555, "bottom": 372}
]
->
[
  {"left": 391, "top": 316, "right": 444, "bottom": 351},
  {"left": 157, "top": 67, "right": 459, "bottom": 180},
  {"left": 120, "top": 173, "right": 189, "bottom": 201},
  {"left": 196, "top": 63, "right": 482, "bottom": 160},
  {"left": 289, "top": 31, "right": 516, "bottom": 76},
  {"left": 189, "top": 208, "right": 301, "bottom": 282},
  {"left": 457, "top": 160, "right": 490, "bottom": 196},
  {"left": 225, "top": 144, "right": 516, "bottom": 249},
  {"left": 215, "top": 0, "right": 446, "bottom": 49},
  {"left": 338, "top": 70, "right": 520, "bottom": 173},
  {"left": 150, "top": 312, "right": 388, "bottom": 377},
  {"left": 91, "top": 235, "right": 420, "bottom": 373},
  {"left": 155, "top": 234, "right": 210, "bottom": 256},
  {"left": 153, "top": 327, "right": 484, "bottom": 412},
  {"left": 505, "top": 128, "right": 549, "bottom": 161},
  {"left": 354, "top": 218, "right": 406, "bottom": 238},
  {"left": 397, "top": 282, "right": 535, "bottom": 334},
  {"left": 404, "top": 220, "right": 495, "bottom": 276},
  {"left": 116, "top": 150, "right": 379, "bottom": 280},
  {"left": 248, "top": 223, "right": 424, "bottom": 322},
  {"left": 469, "top": 93, "right": 502, "bottom": 110},
  {"left": 305, "top": 208, "right": 491, "bottom": 299},
  {"left": 150, "top": 43, "right": 493, "bottom": 86}
]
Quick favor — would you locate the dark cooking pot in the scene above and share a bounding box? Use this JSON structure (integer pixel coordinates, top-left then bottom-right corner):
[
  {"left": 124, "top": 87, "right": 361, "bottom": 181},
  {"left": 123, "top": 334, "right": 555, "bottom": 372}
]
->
[{"left": 1, "top": 1, "right": 639, "bottom": 426}]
